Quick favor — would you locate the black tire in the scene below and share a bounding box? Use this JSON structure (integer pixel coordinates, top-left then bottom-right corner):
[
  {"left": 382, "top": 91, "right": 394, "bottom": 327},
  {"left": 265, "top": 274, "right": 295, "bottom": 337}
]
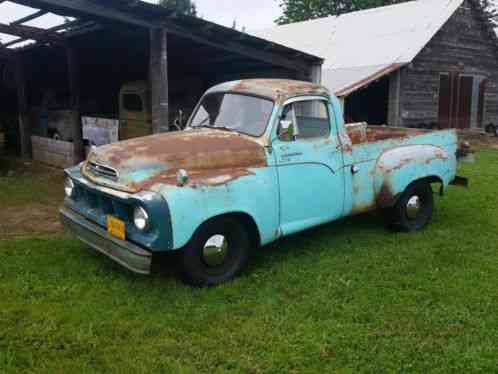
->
[
  {"left": 179, "top": 217, "right": 250, "bottom": 287},
  {"left": 390, "top": 181, "right": 434, "bottom": 232}
]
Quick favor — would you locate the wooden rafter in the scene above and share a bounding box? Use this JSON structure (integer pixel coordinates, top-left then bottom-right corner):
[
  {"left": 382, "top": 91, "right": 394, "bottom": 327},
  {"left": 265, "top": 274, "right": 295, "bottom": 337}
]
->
[
  {"left": 0, "top": 22, "right": 65, "bottom": 46},
  {"left": 10, "top": 0, "right": 319, "bottom": 72},
  {"left": 11, "top": 10, "right": 48, "bottom": 25}
]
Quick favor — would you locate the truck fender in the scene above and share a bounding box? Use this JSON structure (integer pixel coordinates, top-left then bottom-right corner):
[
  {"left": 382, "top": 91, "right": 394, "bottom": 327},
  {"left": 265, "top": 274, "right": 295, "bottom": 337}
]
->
[{"left": 373, "top": 145, "right": 453, "bottom": 208}]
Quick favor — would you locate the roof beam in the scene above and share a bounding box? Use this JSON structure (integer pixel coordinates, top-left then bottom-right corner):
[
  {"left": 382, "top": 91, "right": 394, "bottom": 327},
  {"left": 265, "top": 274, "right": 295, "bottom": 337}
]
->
[
  {"left": 2, "top": 38, "right": 26, "bottom": 48},
  {"left": 11, "top": 10, "right": 48, "bottom": 25},
  {"left": 0, "top": 23, "right": 64, "bottom": 46},
  {"left": 8, "top": 0, "right": 318, "bottom": 72},
  {"left": 47, "top": 19, "right": 85, "bottom": 32},
  {"left": 159, "top": 22, "right": 311, "bottom": 72},
  {"left": 10, "top": 0, "right": 155, "bottom": 28}
]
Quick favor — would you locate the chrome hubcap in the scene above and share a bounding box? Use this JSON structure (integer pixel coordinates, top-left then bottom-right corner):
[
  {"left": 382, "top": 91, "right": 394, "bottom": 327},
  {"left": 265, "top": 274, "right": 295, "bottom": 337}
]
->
[
  {"left": 406, "top": 196, "right": 421, "bottom": 220},
  {"left": 202, "top": 235, "right": 228, "bottom": 267}
]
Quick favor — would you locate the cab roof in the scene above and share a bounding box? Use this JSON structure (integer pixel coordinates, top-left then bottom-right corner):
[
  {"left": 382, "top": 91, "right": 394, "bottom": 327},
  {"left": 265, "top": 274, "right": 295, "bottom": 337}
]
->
[{"left": 206, "top": 79, "right": 330, "bottom": 103}]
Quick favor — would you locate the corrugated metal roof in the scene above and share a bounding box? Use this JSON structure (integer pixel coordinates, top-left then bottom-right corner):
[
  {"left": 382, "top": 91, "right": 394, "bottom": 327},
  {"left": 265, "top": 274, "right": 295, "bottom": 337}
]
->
[{"left": 252, "top": 0, "right": 464, "bottom": 96}]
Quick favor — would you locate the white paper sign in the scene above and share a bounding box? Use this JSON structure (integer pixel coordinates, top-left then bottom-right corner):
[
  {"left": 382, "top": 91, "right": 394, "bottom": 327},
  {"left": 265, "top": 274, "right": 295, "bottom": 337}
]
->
[{"left": 82, "top": 117, "right": 119, "bottom": 146}]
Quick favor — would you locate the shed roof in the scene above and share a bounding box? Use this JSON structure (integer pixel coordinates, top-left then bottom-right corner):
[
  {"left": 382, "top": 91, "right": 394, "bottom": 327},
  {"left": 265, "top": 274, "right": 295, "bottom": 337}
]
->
[
  {"left": 253, "top": 0, "right": 465, "bottom": 97},
  {"left": 0, "top": 0, "right": 322, "bottom": 73}
]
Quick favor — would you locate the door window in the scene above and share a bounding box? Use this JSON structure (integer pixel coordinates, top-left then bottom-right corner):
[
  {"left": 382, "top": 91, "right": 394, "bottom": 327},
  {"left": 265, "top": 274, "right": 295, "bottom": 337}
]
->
[
  {"left": 123, "top": 94, "right": 144, "bottom": 112},
  {"left": 279, "top": 100, "right": 330, "bottom": 141}
]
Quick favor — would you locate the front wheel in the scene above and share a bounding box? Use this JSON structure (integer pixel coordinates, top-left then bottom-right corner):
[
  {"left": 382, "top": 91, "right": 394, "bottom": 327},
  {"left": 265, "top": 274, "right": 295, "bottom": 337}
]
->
[
  {"left": 389, "top": 180, "right": 434, "bottom": 232},
  {"left": 179, "top": 217, "right": 250, "bottom": 287}
]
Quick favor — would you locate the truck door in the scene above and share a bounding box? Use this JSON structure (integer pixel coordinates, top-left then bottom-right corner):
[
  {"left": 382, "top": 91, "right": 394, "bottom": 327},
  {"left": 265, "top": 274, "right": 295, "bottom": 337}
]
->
[
  {"left": 273, "top": 97, "right": 345, "bottom": 236},
  {"left": 119, "top": 90, "right": 152, "bottom": 140}
]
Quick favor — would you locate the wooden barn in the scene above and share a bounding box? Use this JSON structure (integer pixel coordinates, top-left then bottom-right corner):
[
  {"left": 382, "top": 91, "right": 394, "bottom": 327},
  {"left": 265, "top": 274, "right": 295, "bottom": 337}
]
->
[{"left": 255, "top": 0, "right": 498, "bottom": 130}]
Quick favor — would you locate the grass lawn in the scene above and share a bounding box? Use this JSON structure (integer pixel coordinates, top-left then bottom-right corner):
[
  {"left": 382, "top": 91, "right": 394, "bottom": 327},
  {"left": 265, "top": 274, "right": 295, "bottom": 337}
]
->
[{"left": 1, "top": 149, "right": 497, "bottom": 373}]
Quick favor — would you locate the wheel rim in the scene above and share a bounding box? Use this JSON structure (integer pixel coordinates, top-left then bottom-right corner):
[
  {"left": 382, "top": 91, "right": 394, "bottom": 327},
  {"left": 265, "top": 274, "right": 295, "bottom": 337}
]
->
[
  {"left": 202, "top": 235, "right": 229, "bottom": 267},
  {"left": 406, "top": 195, "right": 421, "bottom": 220}
]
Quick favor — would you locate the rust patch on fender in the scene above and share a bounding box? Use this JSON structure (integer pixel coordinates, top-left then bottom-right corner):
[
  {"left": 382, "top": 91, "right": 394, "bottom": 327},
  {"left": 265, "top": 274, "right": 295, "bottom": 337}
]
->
[{"left": 376, "top": 184, "right": 400, "bottom": 209}]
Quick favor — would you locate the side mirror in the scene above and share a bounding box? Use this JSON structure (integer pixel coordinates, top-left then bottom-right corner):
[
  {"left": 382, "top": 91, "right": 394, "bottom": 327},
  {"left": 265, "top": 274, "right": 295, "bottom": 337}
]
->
[{"left": 278, "top": 120, "right": 297, "bottom": 141}]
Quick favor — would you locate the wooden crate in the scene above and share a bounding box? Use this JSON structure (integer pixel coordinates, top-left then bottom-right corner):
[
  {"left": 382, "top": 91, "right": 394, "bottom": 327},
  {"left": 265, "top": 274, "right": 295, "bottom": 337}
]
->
[{"left": 31, "top": 136, "right": 78, "bottom": 169}]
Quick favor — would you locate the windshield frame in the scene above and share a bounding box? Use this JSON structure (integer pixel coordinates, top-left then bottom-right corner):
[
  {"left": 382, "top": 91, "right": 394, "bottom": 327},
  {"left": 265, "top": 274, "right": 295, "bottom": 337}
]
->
[{"left": 187, "top": 91, "right": 276, "bottom": 138}]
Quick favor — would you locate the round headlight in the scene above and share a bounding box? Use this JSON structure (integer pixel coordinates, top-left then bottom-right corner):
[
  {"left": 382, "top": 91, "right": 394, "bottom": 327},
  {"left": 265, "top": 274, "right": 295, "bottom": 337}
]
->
[
  {"left": 133, "top": 206, "right": 150, "bottom": 231},
  {"left": 64, "top": 177, "right": 75, "bottom": 198}
]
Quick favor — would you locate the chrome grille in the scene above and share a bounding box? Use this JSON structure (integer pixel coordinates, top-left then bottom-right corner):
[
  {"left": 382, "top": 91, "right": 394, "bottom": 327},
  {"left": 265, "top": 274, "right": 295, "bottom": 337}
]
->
[{"left": 87, "top": 161, "right": 119, "bottom": 181}]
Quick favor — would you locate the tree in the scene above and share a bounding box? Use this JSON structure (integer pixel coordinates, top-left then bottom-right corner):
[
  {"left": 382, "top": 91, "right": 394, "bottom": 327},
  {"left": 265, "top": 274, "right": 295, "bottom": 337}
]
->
[
  {"left": 158, "top": 0, "right": 197, "bottom": 16},
  {"left": 276, "top": 0, "right": 409, "bottom": 24},
  {"left": 476, "top": 0, "right": 498, "bottom": 27},
  {"left": 276, "top": 0, "right": 498, "bottom": 25}
]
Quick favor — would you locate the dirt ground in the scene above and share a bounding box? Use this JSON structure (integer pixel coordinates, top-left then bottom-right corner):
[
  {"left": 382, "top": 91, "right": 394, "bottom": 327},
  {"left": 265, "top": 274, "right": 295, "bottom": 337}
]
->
[
  {"left": 459, "top": 130, "right": 498, "bottom": 150},
  {"left": 0, "top": 157, "right": 65, "bottom": 240}
]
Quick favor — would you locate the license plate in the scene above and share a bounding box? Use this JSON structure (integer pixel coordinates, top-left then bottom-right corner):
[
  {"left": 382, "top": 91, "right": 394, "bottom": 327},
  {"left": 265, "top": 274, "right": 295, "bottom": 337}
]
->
[{"left": 107, "top": 215, "right": 125, "bottom": 241}]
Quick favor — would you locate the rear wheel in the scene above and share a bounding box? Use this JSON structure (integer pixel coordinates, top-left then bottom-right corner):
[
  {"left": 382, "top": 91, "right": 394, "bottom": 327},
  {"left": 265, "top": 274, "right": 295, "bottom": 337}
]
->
[
  {"left": 179, "top": 217, "right": 250, "bottom": 287},
  {"left": 389, "top": 181, "right": 434, "bottom": 232}
]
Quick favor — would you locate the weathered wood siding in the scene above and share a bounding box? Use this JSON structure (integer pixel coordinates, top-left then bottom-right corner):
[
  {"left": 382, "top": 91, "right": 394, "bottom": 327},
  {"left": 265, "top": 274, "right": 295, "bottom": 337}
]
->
[{"left": 398, "top": 0, "right": 498, "bottom": 128}]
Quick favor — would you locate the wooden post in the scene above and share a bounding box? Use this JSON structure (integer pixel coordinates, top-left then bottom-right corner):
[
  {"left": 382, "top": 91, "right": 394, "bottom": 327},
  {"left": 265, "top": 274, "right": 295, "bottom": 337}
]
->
[
  {"left": 14, "top": 56, "right": 30, "bottom": 158},
  {"left": 309, "top": 64, "right": 322, "bottom": 84},
  {"left": 67, "top": 45, "right": 84, "bottom": 162},
  {"left": 150, "top": 27, "right": 169, "bottom": 133}
]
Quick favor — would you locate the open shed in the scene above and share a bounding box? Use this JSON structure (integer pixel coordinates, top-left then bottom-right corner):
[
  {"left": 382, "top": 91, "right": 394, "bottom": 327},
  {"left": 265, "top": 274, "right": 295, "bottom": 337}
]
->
[{"left": 0, "top": 0, "right": 322, "bottom": 167}]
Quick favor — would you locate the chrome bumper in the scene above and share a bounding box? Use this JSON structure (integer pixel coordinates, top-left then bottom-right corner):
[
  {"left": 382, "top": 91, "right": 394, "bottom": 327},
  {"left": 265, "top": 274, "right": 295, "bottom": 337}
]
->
[{"left": 60, "top": 206, "right": 152, "bottom": 275}]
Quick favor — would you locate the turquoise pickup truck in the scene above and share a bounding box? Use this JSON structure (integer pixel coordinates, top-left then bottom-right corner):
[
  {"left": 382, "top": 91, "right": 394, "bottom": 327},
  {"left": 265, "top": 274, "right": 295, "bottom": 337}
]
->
[{"left": 60, "top": 79, "right": 468, "bottom": 286}]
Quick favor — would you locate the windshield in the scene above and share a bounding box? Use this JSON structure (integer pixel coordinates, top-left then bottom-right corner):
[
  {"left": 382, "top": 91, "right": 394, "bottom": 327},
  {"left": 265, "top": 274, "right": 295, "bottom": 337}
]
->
[{"left": 189, "top": 92, "right": 274, "bottom": 137}]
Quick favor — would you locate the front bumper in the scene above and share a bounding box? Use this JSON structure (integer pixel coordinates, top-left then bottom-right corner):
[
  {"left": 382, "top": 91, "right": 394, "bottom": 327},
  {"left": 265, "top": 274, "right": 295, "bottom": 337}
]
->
[{"left": 60, "top": 206, "right": 152, "bottom": 275}]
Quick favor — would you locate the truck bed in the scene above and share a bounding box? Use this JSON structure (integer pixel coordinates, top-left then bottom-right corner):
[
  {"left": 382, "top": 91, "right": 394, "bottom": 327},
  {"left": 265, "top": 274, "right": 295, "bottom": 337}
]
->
[
  {"left": 343, "top": 122, "right": 458, "bottom": 216},
  {"left": 346, "top": 122, "right": 429, "bottom": 145}
]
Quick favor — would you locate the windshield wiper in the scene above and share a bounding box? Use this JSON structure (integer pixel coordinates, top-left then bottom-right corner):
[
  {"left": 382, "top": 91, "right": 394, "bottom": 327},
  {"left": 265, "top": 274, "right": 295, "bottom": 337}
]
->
[
  {"left": 192, "top": 116, "right": 211, "bottom": 128},
  {"left": 213, "top": 125, "right": 237, "bottom": 133}
]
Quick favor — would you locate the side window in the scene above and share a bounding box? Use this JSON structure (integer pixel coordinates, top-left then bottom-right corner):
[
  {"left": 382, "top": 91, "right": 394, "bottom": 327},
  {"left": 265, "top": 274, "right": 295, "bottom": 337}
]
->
[
  {"left": 123, "top": 94, "right": 144, "bottom": 112},
  {"left": 279, "top": 100, "right": 330, "bottom": 141}
]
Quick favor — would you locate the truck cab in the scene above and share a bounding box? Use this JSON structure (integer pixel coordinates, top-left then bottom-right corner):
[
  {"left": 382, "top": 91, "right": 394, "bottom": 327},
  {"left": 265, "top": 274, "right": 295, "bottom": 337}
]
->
[{"left": 61, "top": 79, "right": 467, "bottom": 287}]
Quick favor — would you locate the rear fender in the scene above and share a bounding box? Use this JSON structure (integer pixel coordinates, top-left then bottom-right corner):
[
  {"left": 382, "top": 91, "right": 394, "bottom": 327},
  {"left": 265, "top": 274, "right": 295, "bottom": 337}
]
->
[{"left": 373, "top": 145, "right": 456, "bottom": 208}]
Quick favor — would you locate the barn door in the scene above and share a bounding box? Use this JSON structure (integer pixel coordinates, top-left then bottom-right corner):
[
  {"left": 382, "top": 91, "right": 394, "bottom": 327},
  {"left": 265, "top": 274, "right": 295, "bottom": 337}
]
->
[
  {"left": 438, "top": 73, "right": 476, "bottom": 129},
  {"left": 438, "top": 74, "right": 451, "bottom": 129},
  {"left": 457, "top": 76, "right": 473, "bottom": 129}
]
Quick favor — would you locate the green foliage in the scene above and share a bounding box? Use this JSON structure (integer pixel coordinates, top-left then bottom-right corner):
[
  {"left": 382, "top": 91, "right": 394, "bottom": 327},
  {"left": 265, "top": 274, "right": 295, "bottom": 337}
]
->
[
  {"left": 276, "top": 0, "right": 410, "bottom": 24},
  {"left": 1, "top": 149, "right": 498, "bottom": 372},
  {"left": 477, "top": 0, "right": 498, "bottom": 27},
  {"left": 277, "top": 0, "right": 498, "bottom": 25},
  {"left": 157, "top": 0, "right": 197, "bottom": 16}
]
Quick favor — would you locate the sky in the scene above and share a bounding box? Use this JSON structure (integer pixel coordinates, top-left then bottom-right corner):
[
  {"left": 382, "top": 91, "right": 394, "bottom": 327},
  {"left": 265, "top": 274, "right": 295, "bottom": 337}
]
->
[{"left": 145, "top": 0, "right": 282, "bottom": 30}]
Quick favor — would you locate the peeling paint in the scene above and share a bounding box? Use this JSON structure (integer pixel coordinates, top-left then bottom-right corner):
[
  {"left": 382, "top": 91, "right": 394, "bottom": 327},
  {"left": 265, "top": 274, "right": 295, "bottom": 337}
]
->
[{"left": 82, "top": 128, "right": 267, "bottom": 193}]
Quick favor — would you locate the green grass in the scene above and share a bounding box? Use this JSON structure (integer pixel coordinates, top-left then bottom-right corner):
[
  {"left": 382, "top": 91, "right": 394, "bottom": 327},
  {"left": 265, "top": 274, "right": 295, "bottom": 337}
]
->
[{"left": 1, "top": 150, "right": 498, "bottom": 373}]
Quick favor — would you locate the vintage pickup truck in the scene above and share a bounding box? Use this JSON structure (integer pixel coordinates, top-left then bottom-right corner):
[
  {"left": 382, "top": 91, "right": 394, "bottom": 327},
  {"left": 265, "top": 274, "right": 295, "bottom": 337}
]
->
[{"left": 60, "top": 79, "right": 468, "bottom": 286}]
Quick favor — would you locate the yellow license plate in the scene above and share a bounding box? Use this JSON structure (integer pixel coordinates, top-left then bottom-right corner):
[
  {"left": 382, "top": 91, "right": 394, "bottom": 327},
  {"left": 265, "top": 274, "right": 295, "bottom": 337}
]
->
[{"left": 107, "top": 215, "right": 125, "bottom": 241}]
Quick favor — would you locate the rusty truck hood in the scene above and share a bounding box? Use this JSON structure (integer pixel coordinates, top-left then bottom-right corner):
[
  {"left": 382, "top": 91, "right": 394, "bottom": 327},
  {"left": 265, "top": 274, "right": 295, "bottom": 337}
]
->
[{"left": 82, "top": 128, "right": 267, "bottom": 193}]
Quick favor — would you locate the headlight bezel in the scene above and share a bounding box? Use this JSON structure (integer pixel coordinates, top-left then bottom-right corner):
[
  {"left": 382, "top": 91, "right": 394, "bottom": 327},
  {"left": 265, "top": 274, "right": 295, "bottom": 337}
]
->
[
  {"left": 64, "top": 177, "right": 75, "bottom": 198},
  {"left": 133, "top": 206, "right": 150, "bottom": 232}
]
